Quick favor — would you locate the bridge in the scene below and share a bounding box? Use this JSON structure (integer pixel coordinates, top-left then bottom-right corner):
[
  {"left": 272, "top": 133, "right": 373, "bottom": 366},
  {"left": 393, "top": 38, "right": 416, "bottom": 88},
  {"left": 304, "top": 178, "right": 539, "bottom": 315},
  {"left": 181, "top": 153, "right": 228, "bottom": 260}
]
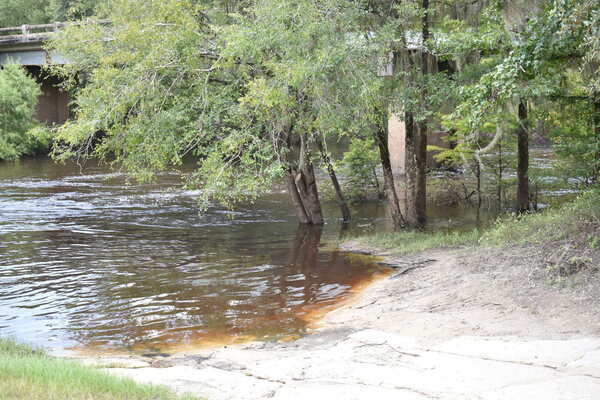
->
[{"left": 0, "top": 23, "right": 69, "bottom": 125}]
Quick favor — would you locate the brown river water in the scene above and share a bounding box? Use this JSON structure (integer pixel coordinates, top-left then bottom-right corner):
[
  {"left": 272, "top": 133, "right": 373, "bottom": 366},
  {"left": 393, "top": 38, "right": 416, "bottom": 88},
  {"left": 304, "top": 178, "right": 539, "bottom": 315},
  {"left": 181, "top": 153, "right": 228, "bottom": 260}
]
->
[
  {"left": 0, "top": 158, "right": 394, "bottom": 354},
  {"left": 0, "top": 152, "right": 574, "bottom": 354}
]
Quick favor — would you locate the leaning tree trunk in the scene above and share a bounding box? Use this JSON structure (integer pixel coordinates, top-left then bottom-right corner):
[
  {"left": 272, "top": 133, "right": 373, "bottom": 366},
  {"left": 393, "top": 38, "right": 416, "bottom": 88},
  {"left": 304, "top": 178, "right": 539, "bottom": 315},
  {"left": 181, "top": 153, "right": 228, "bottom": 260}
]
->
[
  {"left": 285, "top": 170, "right": 310, "bottom": 224},
  {"left": 284, "top": 131, "right": 324, "bottom": 225},
  {"left": 374, "top": 119, "right": 406, "bottom": 229},
  {"left": 517, "top": 99, "right": 530, "bottom": 213},
  {"left": 317, "top": 137, "right": 351, "bottom": 223},
  {"left": 294, "top": 134, "right": 324, "bottom": 225}
]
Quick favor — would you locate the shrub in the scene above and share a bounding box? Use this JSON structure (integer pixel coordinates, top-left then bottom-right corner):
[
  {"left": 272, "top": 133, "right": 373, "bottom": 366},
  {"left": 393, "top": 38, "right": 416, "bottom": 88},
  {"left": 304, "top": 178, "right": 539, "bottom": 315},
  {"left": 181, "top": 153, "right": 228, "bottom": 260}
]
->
[{"left": 0, "top": 64, "right": 46, "bottom": 161}]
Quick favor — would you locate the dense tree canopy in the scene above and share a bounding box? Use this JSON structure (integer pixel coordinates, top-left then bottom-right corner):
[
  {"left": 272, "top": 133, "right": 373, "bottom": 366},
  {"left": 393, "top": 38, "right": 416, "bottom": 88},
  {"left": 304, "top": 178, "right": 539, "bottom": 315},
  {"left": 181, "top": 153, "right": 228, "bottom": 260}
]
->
[
  {"left": 31, "top": 0, "right": 600, "bottom": 224},
  {"left": 0, "top": 0, "right": 99, "bottom": 27}
]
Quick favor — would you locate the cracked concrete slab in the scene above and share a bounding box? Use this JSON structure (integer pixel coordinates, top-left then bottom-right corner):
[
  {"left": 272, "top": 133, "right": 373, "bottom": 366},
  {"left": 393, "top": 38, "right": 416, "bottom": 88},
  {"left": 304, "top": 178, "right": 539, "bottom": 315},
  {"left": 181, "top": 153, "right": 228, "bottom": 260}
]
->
[
  {"left": 270, "top": 382, "right": 430, "bottom": 400},
  {"left": 109, "top": 365, "right": 281, "bottom": 400},
  {"left": 431, "top": 336, "right": 600, "bottom": 370}
]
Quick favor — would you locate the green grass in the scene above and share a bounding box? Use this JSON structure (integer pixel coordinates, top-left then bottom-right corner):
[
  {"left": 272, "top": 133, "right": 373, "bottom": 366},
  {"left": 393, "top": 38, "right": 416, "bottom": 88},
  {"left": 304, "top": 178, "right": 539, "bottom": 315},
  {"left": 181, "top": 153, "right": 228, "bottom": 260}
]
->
[
  {"left": 0, "top": 338, "right": 196, "bottom": 400},
  {"left": 356, "top": 189, "right": 600, "bottom": 255}
]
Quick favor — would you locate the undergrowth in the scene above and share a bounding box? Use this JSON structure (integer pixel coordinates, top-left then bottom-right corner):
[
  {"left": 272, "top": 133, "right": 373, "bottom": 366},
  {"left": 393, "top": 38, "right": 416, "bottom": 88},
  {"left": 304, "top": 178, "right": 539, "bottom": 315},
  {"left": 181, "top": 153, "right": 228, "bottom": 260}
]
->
[{"left": 356, "top": 189, "right": 600, "bottom": 256}]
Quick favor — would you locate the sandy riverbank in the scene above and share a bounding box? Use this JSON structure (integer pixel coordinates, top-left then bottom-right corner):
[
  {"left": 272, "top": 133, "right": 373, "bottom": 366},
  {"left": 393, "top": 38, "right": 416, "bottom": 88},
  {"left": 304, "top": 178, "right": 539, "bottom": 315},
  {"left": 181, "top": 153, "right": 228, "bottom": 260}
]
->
[{"left": 73, "top": 243, "right": 600, "bottom": 399}]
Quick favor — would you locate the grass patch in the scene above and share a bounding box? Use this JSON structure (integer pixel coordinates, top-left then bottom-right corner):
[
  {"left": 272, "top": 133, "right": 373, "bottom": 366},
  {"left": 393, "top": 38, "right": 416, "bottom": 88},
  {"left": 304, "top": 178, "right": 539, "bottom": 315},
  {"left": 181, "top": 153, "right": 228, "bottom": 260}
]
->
[
  {"left": 355, "top": 189, "right": 600, "bottom": 255},
  {"left": 357, "top": 229, "right": 481, "bottom": 255},
  {"left": 481, "top": 189, "right": 600, "bottom": 246},
  {"left": 0, "top": 338, "right": 196, "bottom": 400}
]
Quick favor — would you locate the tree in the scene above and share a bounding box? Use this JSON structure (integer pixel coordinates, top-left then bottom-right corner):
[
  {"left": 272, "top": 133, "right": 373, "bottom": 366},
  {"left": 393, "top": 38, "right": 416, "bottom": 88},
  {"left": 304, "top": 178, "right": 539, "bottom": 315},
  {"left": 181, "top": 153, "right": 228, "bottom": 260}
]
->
[
  {"left": 49, "top": 0, "right": 375, "bottom": 224},
  {"left": 443, "top": 0, "right": 600, "bottom": 212},
  {"left": 47, "top": 0, "right": 100, "bottom": 21},
  {"left": 0, "top": 0, "right": 100, "bottom": 27},
  {"left": 0, "top": 64, "right": 45, "bottom": 161},
  {"left": 194, "top": 0, "right": 379, "bottom": 223},
  {"left": 358, "top": 0, "right": 459, "bottom": 228},
  {"left": 0, "top": 0, "right": 52, "bottom": 27}
]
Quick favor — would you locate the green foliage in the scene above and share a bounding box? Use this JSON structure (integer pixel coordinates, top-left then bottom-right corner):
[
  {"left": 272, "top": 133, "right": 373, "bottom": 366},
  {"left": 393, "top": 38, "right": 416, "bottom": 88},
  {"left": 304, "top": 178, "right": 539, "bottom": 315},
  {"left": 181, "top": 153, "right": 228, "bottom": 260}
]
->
[
  {"left": 547, "top": 99, "right": 600, "bottom": 184},
  {"left": 0, "top": 0, "right": 100, "bottom": 26},
  {"left": 49, "top": 0, "right": 380, "bottom": 210},
  {"left": 0, "top": 339, "right": 44, "bottom": 357},
  {"left": 0, "top": 64, "right": 45, "bottom": 161},
  {"left": 340, "top": 137, "right": 381, "bottom": 202},
  {"left": 42, "top": 0, "right": 600, "bottom": 216},
  {"left": 47, "top": 0, "right": 100, "bottom": 21},
  {"left": 50, "top": 0, "right": 221, "bottom": 178},
  {"left": 358, "top": 229, "right": 481, "bottom": 255},
  {"left": 0, "top": 0, "right": 52, "bottom": 27}
]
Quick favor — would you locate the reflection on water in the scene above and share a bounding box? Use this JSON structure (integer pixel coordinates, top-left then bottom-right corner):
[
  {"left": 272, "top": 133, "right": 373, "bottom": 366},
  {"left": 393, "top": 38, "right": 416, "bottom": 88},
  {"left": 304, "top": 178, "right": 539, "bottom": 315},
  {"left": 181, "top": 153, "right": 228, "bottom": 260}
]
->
[
  {"left": 0, "top": 159, "right": 388, "bottom": 352},
  {"left": 0, "top": 152, "right": 573, "bottom": 353}
]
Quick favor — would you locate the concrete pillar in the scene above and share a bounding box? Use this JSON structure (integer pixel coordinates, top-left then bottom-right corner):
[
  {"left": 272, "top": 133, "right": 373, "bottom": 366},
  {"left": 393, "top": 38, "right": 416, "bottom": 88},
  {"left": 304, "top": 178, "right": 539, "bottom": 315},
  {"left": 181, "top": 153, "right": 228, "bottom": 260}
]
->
[
  {"left": 388, "top": 113, "right": 406, "bottom": 179},
  {"left": 26, "top": 66, "right": 69, "bottom": 126},
  {"left": 36, "top": 78, "right": 69, "bottom": 125}
]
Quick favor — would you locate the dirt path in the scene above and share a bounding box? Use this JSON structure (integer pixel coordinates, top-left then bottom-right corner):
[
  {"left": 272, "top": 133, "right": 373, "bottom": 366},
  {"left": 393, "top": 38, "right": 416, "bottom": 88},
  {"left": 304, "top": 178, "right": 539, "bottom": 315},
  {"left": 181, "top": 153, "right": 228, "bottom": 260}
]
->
[{"left": 75, "top": 245, "right": 600, "bottom": 399}]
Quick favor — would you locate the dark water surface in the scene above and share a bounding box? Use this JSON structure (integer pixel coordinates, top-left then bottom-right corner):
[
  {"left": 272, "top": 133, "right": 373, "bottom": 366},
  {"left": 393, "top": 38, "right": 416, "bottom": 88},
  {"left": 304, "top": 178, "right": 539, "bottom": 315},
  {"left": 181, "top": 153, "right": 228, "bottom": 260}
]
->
[{"left": 0, "top": 159, "right": 392, "bottom": 353}]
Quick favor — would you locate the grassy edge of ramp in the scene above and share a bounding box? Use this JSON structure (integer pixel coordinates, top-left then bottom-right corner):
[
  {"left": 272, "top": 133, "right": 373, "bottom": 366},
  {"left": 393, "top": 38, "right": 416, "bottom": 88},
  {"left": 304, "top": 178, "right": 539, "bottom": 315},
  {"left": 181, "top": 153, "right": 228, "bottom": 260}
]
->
[
  {"left": 352, "top": 189, "right": 600, "bottom": 255},
  {"left": 0, "top": 338, "right": 197, "bottom": 400}
]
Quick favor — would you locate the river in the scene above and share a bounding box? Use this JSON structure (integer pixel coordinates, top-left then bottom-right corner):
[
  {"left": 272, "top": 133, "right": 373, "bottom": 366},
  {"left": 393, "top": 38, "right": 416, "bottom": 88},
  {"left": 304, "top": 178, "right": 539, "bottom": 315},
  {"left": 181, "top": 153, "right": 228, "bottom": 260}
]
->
[
  {"left": 0, "top": 152, "right": 574, "bottom": 354},
  {"left": 0, "top": 158, "right": 395, "bottom": 353}
]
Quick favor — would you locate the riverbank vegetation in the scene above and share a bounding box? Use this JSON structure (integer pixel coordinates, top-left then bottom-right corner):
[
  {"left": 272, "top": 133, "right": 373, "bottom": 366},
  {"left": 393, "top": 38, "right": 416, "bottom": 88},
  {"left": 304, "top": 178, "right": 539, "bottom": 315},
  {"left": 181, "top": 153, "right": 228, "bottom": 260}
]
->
[
  {"left": 0, "top": 338, "right": 195, "bottom": 400},
  {"left": 355, "top": 189, "right": 600, "bottom": 281},
  {"left": 0, "top": 0, "right": 598, "bottom": 229},
  {"left": 0, "top": 64, "right": 49, "bottom": 161}
]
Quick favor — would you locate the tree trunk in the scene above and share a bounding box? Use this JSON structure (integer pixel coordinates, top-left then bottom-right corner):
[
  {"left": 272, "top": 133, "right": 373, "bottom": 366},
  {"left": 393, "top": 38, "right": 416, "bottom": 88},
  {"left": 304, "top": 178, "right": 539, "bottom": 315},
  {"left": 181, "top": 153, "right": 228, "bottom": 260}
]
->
[
  {"left": 289, "top": 224, "right": 322, "bottom": 267},
  {"left": 414, "top": 120, "right": 428, "bottom": 227},
  {"left": 295, "top": 135, "right": 324, "bottom": 225},
  {"left": 593, "top": 99, "right": 600, "bottom": 184},
  {"left": 517, "top": 99, "right": 529, "bottom": 213},
  {"left": 374, "top": 120, "right": 405, "bottom": 229},
  {"left": 405, "top": 111, "right": 421, "bottom": 227},
  {"left": 475, "top": 160, "right": 482, "bottom": 228},
  {"left": 285, "top": 170, "right": 310, "bottom": 224},
  {"left": 317, "top": 138, "right": 351, "bottom": 223},
  {"left": 284, "top": 130, "right": 324, "bottom": 225},
  {"left": 497, "top": 138, "right": 503, "bottom": 208},
  {"left": 405, "top": 0, "right": 430, "bottom": 229}
]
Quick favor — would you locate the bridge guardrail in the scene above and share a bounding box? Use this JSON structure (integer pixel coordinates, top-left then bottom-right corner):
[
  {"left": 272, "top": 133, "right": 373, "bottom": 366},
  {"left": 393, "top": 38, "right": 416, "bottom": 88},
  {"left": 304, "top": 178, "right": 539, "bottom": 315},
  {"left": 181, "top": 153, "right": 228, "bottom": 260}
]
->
[{"left": 0, "top": 23, "right": 66, "bottom": 44}]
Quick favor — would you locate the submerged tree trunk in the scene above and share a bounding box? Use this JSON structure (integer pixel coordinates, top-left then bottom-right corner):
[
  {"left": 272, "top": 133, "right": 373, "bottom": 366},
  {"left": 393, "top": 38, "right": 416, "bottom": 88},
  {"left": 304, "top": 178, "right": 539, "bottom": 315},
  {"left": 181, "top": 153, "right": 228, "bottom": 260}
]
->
[
  {"left": 288, "top": 224, "right": 322, "bottom": 268},
  {"left": 317, "top": 137, "right": 351, "bottom": 223},
  {"left": 517, "top": 99, "right": 530, "bottom": 213},
  {"left": 295, "top": 134, "right": 324, "bottom": 224},
  {"left": 285, "top": 170, "right": 310, "bottom": 224},
  {"left": 284, "top": 131, "right": 324, "bottom": 225},
  {"left": 374, "top": 119, "right": 405, "bottom": 229}
]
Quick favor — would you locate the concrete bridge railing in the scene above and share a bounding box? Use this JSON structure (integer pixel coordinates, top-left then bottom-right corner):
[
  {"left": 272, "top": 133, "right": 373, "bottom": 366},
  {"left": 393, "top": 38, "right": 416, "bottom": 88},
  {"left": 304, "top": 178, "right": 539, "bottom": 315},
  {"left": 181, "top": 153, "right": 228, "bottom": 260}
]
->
[
  {"left": 0, "top": 22, "right": 72, "bottom": 66},
  {"left": 0, "top": 22, "right": 65, "bottom": 46}
]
